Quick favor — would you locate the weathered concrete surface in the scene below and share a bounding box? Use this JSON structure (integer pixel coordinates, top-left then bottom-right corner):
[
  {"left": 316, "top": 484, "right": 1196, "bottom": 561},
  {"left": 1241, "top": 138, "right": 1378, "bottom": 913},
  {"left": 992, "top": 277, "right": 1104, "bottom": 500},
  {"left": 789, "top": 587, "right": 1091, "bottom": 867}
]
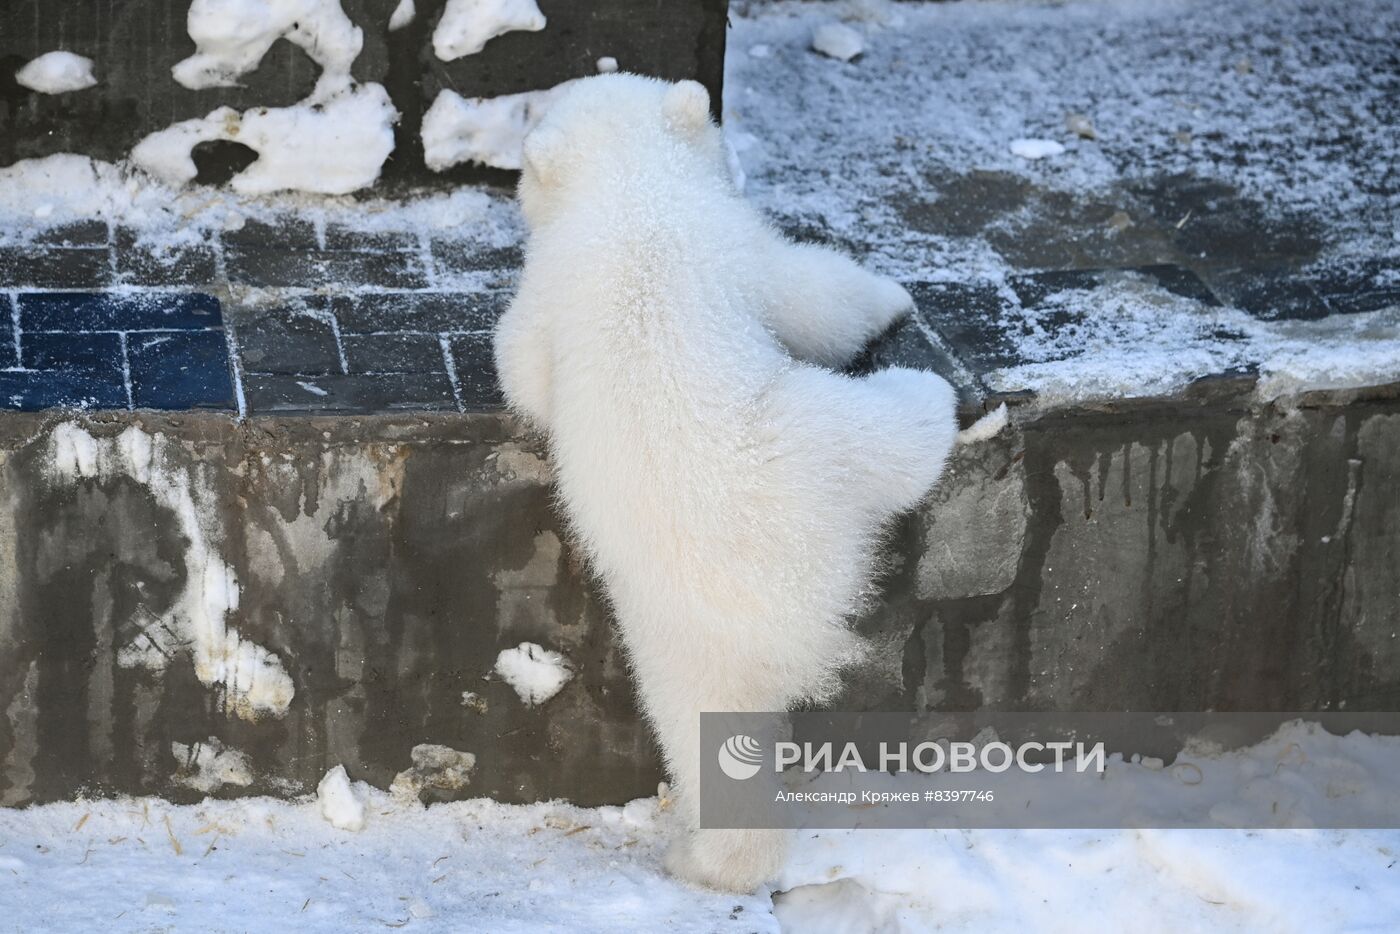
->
[{"left": 2, "top": 388, "right": 1399, "bottom": 807}]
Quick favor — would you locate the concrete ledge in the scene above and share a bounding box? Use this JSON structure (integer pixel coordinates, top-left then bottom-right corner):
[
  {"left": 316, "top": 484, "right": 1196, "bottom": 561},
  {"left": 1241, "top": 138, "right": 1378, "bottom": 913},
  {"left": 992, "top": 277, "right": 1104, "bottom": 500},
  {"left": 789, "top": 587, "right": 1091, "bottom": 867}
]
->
[{"left": 3, "top": 383, "right": 1398, "bottom": 807}]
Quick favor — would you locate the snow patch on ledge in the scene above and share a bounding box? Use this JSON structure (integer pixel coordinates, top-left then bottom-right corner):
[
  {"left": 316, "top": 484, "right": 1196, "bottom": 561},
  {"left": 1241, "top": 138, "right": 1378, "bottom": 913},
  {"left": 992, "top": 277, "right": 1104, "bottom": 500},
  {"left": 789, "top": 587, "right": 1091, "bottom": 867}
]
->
[
  {"left": 174, "top": 0, "right": 363, "bottom": 99},
  {"left": 433, "top": 0, "right": 546, "bottom": 62},
  {"left": 0, "top": 154, "right": 521, "bottom": 253},
  {"left": 422, "top": 85, "right": 566, "bottom": 171},
  {"left": 15, "top": 51, "right": 98, "bottom": 94},
  {"left": 131, "top": 84, "right": 398, "bottom": 195},
  {"left": 494, "top": 642, "right": 572, "bottom": 706},
  {"left": 47, "top": 424, "right": 295, "bottom": 719},
  {"left": 983, "top": 272, "right": 1400, "bottom": 408}
]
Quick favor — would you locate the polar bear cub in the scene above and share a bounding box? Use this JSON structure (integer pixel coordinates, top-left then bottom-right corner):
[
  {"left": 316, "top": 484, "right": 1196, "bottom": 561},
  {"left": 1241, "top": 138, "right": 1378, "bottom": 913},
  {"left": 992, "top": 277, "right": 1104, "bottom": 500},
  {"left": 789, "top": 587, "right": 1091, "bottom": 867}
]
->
[{"left": 493, "top": 74, "right": 958, "bottom": 893}]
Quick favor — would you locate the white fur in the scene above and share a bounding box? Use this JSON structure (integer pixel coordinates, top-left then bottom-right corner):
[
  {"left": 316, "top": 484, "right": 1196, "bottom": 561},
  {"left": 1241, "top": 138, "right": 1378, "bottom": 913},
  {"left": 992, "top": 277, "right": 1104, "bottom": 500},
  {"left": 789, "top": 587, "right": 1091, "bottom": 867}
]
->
[{"left": 493, "top": 74, "right": 958, "bottom": 893}]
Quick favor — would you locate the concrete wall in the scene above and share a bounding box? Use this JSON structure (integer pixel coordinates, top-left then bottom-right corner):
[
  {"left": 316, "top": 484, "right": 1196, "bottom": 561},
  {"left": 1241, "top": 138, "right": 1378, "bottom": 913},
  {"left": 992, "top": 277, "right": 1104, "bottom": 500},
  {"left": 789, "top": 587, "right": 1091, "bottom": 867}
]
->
[
  {"left": 2, "top": 388, "right": 1398, "bottom": 806},
  {"left": 0, "top": 0, "right": 729, "bottom": 189}
]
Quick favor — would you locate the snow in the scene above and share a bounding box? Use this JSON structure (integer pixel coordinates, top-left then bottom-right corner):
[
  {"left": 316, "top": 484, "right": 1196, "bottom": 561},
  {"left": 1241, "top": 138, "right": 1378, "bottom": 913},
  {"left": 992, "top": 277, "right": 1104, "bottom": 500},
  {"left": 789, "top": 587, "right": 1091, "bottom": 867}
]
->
[
  {"left": 174, "top": 0, "right": 363, "bottom": 99},
  {"left": 131, "top": 84, "right": 398, "bottom": 195},
  {"left": 389, "top": 0, "right": 416, "bottom": 31},
  {"left": 811, "top": 23, "right": 865, "bottom": 62},
  {"left": 0, "top": 0, "right": 1391, "bottom": 403},
  {"left": 2, "top": 721, "right": 1399, "bottom": 931},
  {"left": 47, "top": 424, "right": 295, "bottom": 719},
  {"left": 421, "top": 85, "right": 564, "bottom": 171},
  {"left": 14, "top": 51, "right": 98, "bottom": 95},
  {"left": 493, "top": 642, "right": 572, "bottom": 706},
  {"left": 171, "top": 739, "right": 254, "bottom": 794},
  {"left": 142, "top": 0, "right": 399, "bottom": 194},
  {"left": 1008, "top": 138, "right": 1065, "bottom": 160},
  {"left": 970, "top": 271, "right": 1400, "bottom": 405},
  {"left": 317, "top": 766, "right": 367, "bottom": 831},
  {"left": 433, "top": 0, "right": 547, "bottom": 62},
  {"left": 955, "top": 403, "right": 1008, "bottom": 445},
  {"left": 596, "top": 56, "right": 619, "bottom": 74}
]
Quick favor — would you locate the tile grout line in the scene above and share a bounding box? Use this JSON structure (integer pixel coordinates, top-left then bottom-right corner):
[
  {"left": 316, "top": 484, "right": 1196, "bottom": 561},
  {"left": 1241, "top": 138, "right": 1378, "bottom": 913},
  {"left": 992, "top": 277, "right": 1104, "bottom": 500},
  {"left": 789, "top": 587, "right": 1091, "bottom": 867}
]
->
[
  {"left": 117, "top": 332, "right": 134, "bottom": 410},
  {"left": 8, "top": 291, "right": 20, "bottom": 367},
  {"left": 222, "top": 320, "right": 250, "bottom": 419},
  {"left": 439, "top": 334, "right": 464, "bottom": 413}
]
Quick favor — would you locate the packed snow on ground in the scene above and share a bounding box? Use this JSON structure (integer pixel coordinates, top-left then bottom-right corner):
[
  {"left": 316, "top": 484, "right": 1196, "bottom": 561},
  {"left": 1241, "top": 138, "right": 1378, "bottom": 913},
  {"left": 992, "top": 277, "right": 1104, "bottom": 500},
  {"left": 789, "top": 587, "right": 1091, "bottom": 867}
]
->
[
  {"left": 811, "top": 22, "right": 865, "bottom": 62},
  {"left": 14, "top": 51, "right": 98, "bottom": 94},
  {"left": 1008, "top": 138, "right": 1065, "bottom": 160},
  {"left": 2, "top": 720, "right": 1399, "bottom": 931}
]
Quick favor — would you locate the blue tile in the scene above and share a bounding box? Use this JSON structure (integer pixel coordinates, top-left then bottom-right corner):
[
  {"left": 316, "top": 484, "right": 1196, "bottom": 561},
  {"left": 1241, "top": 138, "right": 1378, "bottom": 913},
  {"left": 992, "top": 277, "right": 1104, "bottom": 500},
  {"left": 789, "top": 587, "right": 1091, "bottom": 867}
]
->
[
  {"left": 21, "top": 332, "right": 125, "bottom": 379},
  {"left": 127, "top": 331, "right": 236, "bottom": 410},
  {"left": 0, "top": 370, "right": 127, "bottom": 411},
  {"left": 19, "top": 292, "right": 223, "bottom": 332},
  {"left": 0, "top": 324, "right": 14, "bottom": 371}
]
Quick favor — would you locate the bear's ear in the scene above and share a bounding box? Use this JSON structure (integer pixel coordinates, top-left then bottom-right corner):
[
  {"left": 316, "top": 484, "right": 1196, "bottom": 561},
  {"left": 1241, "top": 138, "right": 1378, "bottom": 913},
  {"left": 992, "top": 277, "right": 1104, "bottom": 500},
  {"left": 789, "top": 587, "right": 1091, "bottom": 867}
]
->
[
  {"left": 662, "top": 80, "right": 711, "bottom": 135},
  {"left": 522, "top": 125, "right": 565, "bottom": 185}
]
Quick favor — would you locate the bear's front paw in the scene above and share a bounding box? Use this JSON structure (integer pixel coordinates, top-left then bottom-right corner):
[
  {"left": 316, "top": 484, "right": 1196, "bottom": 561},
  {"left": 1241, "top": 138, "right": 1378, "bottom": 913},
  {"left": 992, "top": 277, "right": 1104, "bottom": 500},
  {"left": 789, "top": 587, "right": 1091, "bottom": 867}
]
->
[
  {"left": 868, "top": 276, "right": 916, "bottom": 334},
  {"left": 664, "top": 829, "right": 788, "bottom": 894}
]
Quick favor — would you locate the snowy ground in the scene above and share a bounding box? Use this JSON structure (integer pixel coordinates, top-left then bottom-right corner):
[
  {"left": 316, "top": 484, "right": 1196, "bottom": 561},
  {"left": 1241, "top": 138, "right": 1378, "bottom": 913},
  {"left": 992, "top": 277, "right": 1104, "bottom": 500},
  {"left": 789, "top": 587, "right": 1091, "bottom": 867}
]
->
[{"left": 4, "top": 722, "right": 1400, "bottom": 932}]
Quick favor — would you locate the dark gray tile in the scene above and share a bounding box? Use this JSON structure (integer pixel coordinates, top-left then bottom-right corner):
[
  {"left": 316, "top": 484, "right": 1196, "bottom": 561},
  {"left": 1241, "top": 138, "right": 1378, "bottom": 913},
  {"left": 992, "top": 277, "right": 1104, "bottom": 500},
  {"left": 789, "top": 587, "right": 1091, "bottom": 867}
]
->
[
  {"left": 430, "top": 240, "right": 523, "bottom": 277},
  {"left": 1308, "top": 258, "right": 1399, "bottom": 315},
  {"left": 243, "top": 372, "right": 459, "bottom": 414},
  {"left": 220, "top": 218, "right": 319, "bottom": 250},
  {"left": 911, "top": 281, "right": 1024, "bottom": 376},
  {"left": 1209, "top": 272, "right": 1332, "bottom": 321},
  {"left": 33, "top": 221, "right": 110, "bottom": 248},
  {"left": 445, "top": 332, "right": 503, "bottom": 410},
  {"left": 224, "top": 247, "right": 428, "bottom": 289},
  {"left": 126, "top": 330, "right": 236, "bottom": 410},
  {"left": 331, "top": 291, "right": 505, "bottom": 333},
  {"left": 323, "top": 226, "right": 419, "bottom": 251},
  {"left": 237, "top": 308, "right": 343, "bottom": 375},
  {"left": 114, "top": 228, "right": 217, "bottom": 287},
  {"left": 342, "top": 332, "right": 445, "bottom": 374},
  {"left": 0, "top": 247, "right": 111, "bottom": 288}
]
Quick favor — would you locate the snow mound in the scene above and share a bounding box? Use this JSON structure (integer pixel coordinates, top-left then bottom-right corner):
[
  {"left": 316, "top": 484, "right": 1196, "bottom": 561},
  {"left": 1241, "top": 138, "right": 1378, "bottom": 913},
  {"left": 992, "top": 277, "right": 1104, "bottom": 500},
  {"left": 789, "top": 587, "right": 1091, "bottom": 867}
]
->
[
  {"left": 15, "top": 51, "right": 98, "bottom": 94},
  {"left": 1009, "top": 138, "right": 1065, "bottom": 160},
  {"left": 317, "top": 765, "right": 367, "bottom": 831},
  {"left": 388, "top": 0, "right": 416, "bottom": 31},
  {"left": 174, "top": 0, "right": 363, "bottom": 99},
  {"left": 131, "top": 84, "right": 398, "bottom": 195},
  {"left": 171, "top": 738, "right": 254, "bottom": 794},
  {"left": 433, "top": 0, "right": 546, "bottom": 62},
  {"left": 422, "top": 85, "right": 565, "bottom": 171},
  {"left": 494, "top": 642, "right": 572, "bottom": 706},
  {"left": 812, "top": 23, "right": 865, "bottom": 62}
]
